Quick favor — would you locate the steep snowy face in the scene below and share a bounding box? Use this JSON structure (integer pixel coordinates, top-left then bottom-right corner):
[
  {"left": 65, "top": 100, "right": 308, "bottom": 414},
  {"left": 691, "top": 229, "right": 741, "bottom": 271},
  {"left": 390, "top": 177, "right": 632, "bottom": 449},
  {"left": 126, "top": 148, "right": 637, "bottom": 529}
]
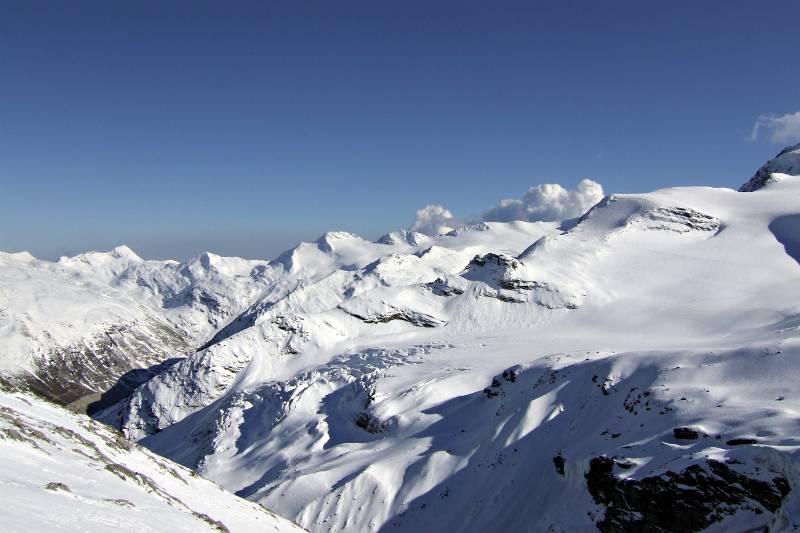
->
[
  {"left": 104, "top": 173, "right": 800, "bottom": 531},
  {"left": 739, "top": 143, "right": 800, "bottom": 191},
  {"left": 0, "top": 388, "right": 304, "bottom": 533}
]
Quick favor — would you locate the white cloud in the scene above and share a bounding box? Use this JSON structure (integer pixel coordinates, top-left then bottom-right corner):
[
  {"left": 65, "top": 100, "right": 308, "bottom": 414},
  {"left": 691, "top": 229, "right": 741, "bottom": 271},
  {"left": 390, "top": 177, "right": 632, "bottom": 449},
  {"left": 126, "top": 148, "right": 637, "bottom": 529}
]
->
[
  {"left": 750, "top": 111, "right": 800, "bottom": 144},
  {"left": 408, "top": 179, "right": 605, "bottom": 235},
  {"left": 482, "top": 179, "right": 604, "bottom": 223},
  {"left": 409, "top": 204, "right": 456, "bottom": 236}
]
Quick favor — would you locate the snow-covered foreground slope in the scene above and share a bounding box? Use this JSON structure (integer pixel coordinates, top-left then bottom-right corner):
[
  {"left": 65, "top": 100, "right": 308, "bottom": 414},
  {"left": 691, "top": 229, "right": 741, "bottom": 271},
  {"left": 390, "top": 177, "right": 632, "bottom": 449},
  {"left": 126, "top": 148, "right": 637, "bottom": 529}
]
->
[
  {"left": 94, "top": 153, "right": 800, "bottom": 531},
  {"left": 0, "top": 387, "right": 305, "bottom": 532}
]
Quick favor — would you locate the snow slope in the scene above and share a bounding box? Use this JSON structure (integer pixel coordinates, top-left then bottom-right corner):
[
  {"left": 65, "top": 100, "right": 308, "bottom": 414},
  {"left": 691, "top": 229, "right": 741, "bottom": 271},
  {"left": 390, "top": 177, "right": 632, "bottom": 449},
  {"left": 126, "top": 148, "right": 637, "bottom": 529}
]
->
[
  {"left": 0, "top": 386, "right": 305, "bottom": 532},
  {"left": 98, "top": 158, "right": 800, "bottom": 531},
  {"left": 4, "top": 147, "right": 800, "bottom": 531}
]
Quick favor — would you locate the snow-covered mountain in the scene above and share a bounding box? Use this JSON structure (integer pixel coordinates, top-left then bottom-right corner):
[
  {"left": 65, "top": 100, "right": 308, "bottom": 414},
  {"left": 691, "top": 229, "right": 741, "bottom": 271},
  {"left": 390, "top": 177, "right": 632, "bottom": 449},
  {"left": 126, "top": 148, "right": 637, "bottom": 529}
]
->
[
  {"left": 739, "top": 142, "right": 800, "bottom": 191},
  {"left": 3, "top": 146, "right": 800, "bottom": 531},
  {"left": 0, "top": 246, "right": 270, "bottom": 411},
  {"left": 0, "top": 385, "right": 305, "bottom": 532}
]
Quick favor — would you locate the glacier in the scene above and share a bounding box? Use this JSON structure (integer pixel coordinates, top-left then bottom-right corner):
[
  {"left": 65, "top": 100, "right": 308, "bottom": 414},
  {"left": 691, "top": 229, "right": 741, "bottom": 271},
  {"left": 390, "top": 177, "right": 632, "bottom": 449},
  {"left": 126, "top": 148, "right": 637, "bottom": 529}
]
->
[{"left": 2, "top": 145, "right": 800, "bottom": 531}]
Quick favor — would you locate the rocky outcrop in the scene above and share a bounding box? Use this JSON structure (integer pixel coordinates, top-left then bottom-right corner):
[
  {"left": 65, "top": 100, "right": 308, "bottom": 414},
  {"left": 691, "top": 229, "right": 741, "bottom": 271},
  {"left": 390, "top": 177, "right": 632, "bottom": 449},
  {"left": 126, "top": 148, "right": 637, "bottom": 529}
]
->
[
  {"left": 340, "top": 307, "right": 444, "bottom": 328},
  {"left": 425, "top": 277, "right": 465, "bottom": 296},
  {"left": 27, "top": 317, "right": 191, "bottom": 410},
  {"left": 740, "top": 143, "right": 800, "bottom": 192},
  {"left": 586, "top": 456, "right": 791, "bottom": 532},
  {"left": 641, "top": 207, "right": 720, "bottom": 233}
]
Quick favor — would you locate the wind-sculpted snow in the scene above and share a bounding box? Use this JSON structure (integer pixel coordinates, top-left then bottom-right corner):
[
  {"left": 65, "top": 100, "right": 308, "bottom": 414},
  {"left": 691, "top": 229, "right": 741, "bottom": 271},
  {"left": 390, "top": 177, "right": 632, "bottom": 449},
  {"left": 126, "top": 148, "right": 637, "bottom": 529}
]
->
[
  {"left": 769, "top": 214, "right": 800, "bottom": 266},
  {"left": 0, "top": 388, "right": 305, "bottom": 532}
]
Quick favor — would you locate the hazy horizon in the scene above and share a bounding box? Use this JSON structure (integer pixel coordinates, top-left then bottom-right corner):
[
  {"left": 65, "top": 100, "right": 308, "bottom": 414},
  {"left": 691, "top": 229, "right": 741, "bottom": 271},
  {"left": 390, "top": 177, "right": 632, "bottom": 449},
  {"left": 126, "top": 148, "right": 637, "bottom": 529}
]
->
[{"left": 3, "top": 1, "right": 799, "bottom": 261}]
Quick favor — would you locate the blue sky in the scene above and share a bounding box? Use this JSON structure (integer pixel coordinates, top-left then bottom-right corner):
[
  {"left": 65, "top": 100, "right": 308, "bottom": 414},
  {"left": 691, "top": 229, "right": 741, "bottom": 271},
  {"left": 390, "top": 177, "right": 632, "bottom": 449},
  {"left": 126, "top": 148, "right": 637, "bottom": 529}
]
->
[{"left": 2, "top": 1, "right": 799, "bottom": 260}]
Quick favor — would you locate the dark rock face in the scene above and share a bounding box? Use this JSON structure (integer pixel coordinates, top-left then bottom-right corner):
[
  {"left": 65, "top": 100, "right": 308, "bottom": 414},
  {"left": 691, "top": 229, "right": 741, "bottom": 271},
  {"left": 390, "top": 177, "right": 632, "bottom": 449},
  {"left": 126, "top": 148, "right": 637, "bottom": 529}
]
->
[
  {"left": 499, "top": 279, "right": 544, "bottom": 291},
  {"left": 425, "top": 278, "right": 464, "bottom": 296},
  {"left": 739, "top": 143, "right": 800, "bottom": 192},
  {"left": 339, "top": 308, "right": 443, "bottom": 328},
  {"left": 353, "top": 412, "right": 388, "bottom": 434},
  {"left": 673, "top": 427, "right": 699, "bottom": 440},
  {"left": 553, "top": 455, "right": 565, "bottom": 476},
  {"left": 502, "top": 365, "right": 521, "bottom": 383},
  {"left": 482, "top": 387, "right": 500, "bottom": 399},
  {"left": 643, "top": 207, "right": 720, "bottom": 233},
  {"left": 726, "top": 438, "right": 758, "bottom": 446},
  {"left": 26, "top": 318, "right": 191, "bottom": 410},
  {"left": 586, "top": 456, "right": 790, "bottom": 532},
  {"left": 467, "top": 253, "right": 521, "bottom": 271}
]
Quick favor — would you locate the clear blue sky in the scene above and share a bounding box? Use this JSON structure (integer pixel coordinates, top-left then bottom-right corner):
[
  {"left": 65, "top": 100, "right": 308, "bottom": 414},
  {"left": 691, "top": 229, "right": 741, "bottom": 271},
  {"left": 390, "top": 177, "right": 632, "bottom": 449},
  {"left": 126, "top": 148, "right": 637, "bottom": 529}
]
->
[{"left": 2, "top": 1, "right": 798, "bottom": 260}]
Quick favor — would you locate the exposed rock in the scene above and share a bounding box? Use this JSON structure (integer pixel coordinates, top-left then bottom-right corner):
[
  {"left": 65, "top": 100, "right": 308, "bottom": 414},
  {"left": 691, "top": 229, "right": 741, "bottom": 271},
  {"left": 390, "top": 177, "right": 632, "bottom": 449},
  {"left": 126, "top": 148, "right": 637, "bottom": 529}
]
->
[
  {"left": 340, "top": 307, "right": 443, "bottom": 328},
  {"left": 467, "top": 253, "right": 520, "bottom": 271},
  {"left": 673, "top": 427, "right": 700, "bottom": 440},
  {"left": 498, "top": 279, "right": 545, "bottom": 291},
  {"left": 641, "top": 207, "right": 720, "bottom": 233},
  {"left": 26, "top": 318, "right": 191, "bottom": 409},
  {"left": 483, "top": 387, "right": 500, "bottom": 399},
  {"left": 586, "top": 456, "right": 790, "bottom": 532},
  {"left": 727, "top": 438, "right": 758, "bottom": 446},
  {"left": 553, "top": 455, "right": 565, "bottom": 476},
  {"left": 502, "top": 365, "right": 521, "bottom": 383},
  {"left": 353, "top": 412, "right": 388, "bottom": 434},
  {"left": 425, "top": 277, "right": 464, "bottom": 296},
  {"left": 740, "top": 143, "right": 800, "bottom": 192},
  {"left": 44, "top": 481, "right": 71, "bottom": 492},
  {"left": 445, "top": 222, "right": 490, "bottom": 236}
]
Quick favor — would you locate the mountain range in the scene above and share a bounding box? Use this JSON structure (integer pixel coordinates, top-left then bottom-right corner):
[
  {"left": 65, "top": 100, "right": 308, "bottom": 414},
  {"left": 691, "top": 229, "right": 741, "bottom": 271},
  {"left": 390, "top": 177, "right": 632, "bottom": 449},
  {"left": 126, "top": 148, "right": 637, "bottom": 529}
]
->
[{"left": 2, "top": 143, "right": 800, "bottom": 531}]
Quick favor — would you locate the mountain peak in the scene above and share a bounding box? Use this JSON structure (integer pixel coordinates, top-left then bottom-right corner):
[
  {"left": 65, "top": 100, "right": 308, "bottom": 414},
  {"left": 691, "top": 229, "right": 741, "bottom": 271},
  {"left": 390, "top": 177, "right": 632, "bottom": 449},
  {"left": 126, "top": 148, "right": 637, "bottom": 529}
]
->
[
  {"left": 315, "top": 231, "right": 364, "bottom": 252},
  {"left": 445, "top": 222, "right": 490, "bottom": 236},
  {"left": 110, "top": 245, "right": 142, "bottom": 261},
  {"left": 376, "top": 229, "right": 430, "bottom": 246},
  {"left": 193, "top": 251, "right": 221, "bottom": 270},
  {"left": 739, "top": 143, "right": 800, "bottom": 192}
]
